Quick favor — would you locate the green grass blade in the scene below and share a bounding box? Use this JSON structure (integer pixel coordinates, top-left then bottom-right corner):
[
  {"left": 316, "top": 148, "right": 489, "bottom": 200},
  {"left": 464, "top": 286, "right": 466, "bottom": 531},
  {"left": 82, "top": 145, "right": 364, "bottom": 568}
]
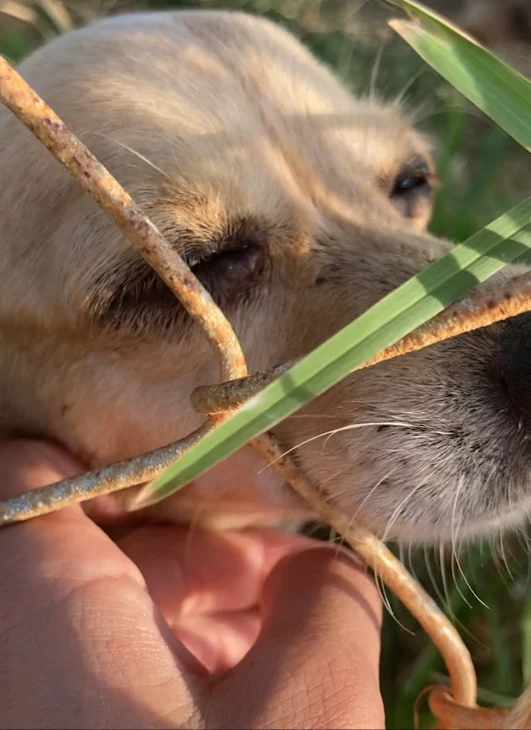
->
[
  {"left": 522, "top": 591, "right": 531, "bottom": 684},
  {"left": 133, "top": 198, "right": 531, "bottom": 508},
  {"left": 384, "top": 0, "right": 531, "bottom": 152}
]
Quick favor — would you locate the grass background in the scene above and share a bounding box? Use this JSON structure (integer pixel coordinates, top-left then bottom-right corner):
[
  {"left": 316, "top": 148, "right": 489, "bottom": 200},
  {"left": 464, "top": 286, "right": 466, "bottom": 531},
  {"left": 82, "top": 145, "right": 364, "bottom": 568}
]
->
[{"left": 2, "top": 0, "right": 531, "bottom": 725}]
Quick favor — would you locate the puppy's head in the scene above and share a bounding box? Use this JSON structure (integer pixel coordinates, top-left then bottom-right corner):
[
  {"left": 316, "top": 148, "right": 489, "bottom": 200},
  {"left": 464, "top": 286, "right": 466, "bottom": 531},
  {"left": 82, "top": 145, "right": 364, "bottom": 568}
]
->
[{"left": 0, "top": 9, "right": 529, "bottom": 542}]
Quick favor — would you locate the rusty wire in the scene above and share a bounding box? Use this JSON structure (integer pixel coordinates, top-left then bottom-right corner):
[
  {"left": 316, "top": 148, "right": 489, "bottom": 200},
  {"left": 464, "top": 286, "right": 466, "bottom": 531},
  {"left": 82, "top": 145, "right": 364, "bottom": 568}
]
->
[
  {"left": 0, "top": 52, "right": 528, "bottom": 729},
  {"left": 251, "top": 433, "right": 478, "bottom": 712},
  {"left": 425, "top": 685, "right": 510, "bottom": 729},
  {"left": 0, "top": 420, "right": 215, "bottom": 526}
]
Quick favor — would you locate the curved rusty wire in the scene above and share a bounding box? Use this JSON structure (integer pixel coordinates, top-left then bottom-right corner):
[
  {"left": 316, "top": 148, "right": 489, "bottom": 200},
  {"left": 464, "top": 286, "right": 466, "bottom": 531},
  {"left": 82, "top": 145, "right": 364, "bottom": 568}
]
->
[
  {"left": 0, "top": 53, "right": 526, "bottom": 729},
  {"left": 426, "top": 685, "right": 509, "bottom": 729},
  {"left": 251, "top": 433, "right": 478, "bottom": 712}
]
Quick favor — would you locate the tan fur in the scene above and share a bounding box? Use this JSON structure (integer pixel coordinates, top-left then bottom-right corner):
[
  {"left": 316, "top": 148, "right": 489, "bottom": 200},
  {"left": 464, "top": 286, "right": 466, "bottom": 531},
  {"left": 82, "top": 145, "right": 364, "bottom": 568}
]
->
[{"left": 1, "top": 9, "right": 530, "bottom": 546}]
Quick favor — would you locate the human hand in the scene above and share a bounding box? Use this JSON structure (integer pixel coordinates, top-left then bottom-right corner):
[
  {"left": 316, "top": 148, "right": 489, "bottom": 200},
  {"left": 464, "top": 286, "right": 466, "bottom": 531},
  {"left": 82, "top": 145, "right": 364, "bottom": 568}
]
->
[{"left": 0, "top": 439, "right": 384, "bottom": 729}]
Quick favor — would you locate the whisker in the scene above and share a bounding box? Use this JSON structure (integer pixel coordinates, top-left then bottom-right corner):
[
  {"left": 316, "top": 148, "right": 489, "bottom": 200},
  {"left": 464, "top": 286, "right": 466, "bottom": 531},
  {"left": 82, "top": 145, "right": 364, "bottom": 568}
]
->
[
  {"left": 373, "top": 552, "right": 415, "bottom": 634},
  {"left": 90, "top": 132, "right": 171, "bottom": 179},
  {"left": 257, "top": 421, "right": 417, "bottom": 473},
  {"left": 372, "top": 557, "right": 402, "bottom": 624},
  {"left": 424, "top": 545, "right": 448, "bottom": 609},
  {"left": 522, "top": 541, "right": 531, "bottom": 594},
  {"left": 350, "top": 467, "right": 399, "bottom": 525},
  {"left": 498, "top": 531, "right": 514, "bottom": 580},
  {"left": 381, "top": 481, "right": 425, "bottom": 543},
  {"left": 450, "top": 479, "right": 473, "bottom": 609},
  {"left": 290, "top": 414, "right": 351, "bottom": 419},
  {"left": 411, "top": 102, "right": 485, "bottom": 126},
  {"left": 435, "top": 543, "right": 487, "bottom": 647},
  {"left": 407, "top": 540, "right": 421, "bottom": 586},
  {"left": 489, "top": 537, "right": 511, "bottom": 588},
  {"left": 328, "top": 467, "right": 400, "bottom": 563},
  {"left": 393, "top": 66, "right": 425, "bottom": 107},
  {"left": 368, "top": 40, "right": 385, "bottom": 101},
  {"left": 439, "top": 542, "right": 452, "bottom": 613}
]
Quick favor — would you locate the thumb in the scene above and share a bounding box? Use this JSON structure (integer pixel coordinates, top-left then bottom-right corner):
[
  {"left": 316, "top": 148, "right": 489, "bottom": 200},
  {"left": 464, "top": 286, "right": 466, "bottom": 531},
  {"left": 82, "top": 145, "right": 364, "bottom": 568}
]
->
[{"left": 208, "top": 547, "right": 384, "bottom": 729}]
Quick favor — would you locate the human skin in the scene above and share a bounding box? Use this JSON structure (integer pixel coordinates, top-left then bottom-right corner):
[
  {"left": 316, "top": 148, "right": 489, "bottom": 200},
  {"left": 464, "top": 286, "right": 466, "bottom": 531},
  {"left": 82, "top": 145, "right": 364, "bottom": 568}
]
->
[{"left": 0, "top": 439, "right": 384, "bottom": 729}]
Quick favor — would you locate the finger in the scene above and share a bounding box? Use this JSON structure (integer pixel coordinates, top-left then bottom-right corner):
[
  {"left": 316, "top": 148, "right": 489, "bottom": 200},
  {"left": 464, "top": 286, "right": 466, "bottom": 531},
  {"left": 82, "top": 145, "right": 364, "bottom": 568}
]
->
[
  {"left": 0, "top": 440, "right": 202, "bottom": 728},
  {"left": 118, "top": 524, "right": 319, "bottom": 618},
  {"left": 208, "top": 548, "right": 384, "bottom": 729},
  {"left": 177, "top": 608, "right": 262, "bottom": 674},
  {"left": 0, "top": 439, "right": 141, "bottom": 581},
  {"left": 118, "top": 525, "right": 321, "bottom": 674}
]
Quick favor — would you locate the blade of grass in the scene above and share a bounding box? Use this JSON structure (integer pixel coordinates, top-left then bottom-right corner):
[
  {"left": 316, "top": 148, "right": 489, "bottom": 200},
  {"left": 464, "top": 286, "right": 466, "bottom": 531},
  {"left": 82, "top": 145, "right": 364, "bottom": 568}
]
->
[
  {"left": 384, "top": 0, "right": 531, "bottom": 152},
  {"left": 133, "top": 198, "right": 531, "bottom": 508},
  {"left": 483, "top": 587, "right": 517, "bottom": 696},
  {"left": 522, "top": 591, "right": 531, "bottom": 684}
]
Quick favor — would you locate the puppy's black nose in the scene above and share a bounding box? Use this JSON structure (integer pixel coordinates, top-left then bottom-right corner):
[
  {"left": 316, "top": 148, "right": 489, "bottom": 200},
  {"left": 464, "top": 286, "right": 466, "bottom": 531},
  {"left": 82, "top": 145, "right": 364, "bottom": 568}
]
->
[{"left": 500, "top": 312, "right": 531, "bottom": 419}]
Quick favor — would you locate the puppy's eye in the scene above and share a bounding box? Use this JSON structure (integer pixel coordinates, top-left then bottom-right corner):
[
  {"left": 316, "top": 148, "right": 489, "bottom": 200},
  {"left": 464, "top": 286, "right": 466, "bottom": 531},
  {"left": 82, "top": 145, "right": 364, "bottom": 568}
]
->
[
  {"left": 390, "top": 162, "right": 437, "bottom": 228},
  {"left": 94, "top": 233, "right": 266, "bottom": 332},
  {"left": 392, "top": 174, "right": 430, "bottom": 195},
  {"left": 190, "top": 240, "right": 265, "bottom": 303}
]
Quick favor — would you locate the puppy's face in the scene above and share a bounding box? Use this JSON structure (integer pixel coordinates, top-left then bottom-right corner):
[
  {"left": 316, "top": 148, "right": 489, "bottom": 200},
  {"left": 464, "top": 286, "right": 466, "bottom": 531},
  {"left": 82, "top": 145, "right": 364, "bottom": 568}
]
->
[{"left": 0, "top": 10, "right": 529, "bottom": 542}]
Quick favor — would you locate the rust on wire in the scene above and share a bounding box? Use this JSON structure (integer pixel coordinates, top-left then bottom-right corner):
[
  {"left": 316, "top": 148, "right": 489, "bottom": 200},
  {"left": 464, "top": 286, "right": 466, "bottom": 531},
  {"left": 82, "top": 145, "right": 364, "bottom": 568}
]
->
[
  {"left": 369, "top": 271, "right": 531, "bottom": 367},
  {"left": 0, "top": 57, "right": 246, "bottom": 384},
  {"left": 0, "top": 53, "right": 525, "bottom": 730},
  {"left": 191, "top": 362, "right": 295, "bottom": 414}
]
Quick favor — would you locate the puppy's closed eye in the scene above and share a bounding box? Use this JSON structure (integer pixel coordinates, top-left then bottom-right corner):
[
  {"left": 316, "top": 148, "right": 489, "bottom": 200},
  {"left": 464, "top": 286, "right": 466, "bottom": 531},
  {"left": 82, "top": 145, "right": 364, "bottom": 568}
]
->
[{"left": 92, "top": 220, "right": 266, "bottom": 330}]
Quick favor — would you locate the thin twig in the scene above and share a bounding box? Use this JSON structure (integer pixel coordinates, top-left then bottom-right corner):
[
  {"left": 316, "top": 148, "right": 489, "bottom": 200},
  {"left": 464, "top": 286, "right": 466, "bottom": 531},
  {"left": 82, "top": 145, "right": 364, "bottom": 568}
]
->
[
  {"left": 192, "top": 268, "right": 531, "bottom": 414},
  {"left": 0, "top": 57, "right": 246, "bottom": 383}
]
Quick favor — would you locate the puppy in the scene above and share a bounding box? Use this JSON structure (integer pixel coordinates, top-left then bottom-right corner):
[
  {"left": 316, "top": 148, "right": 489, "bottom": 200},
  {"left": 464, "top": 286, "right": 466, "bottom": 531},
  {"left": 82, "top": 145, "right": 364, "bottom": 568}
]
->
[{"left": 0, "top": 9, "right": 530, "bottom": 546}]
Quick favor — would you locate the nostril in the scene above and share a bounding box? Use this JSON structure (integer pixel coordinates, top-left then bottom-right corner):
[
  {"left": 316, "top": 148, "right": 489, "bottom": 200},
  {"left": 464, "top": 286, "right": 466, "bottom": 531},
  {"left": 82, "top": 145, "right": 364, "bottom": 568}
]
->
[{"left": 499, "top": 371, "right": 510, "bottom": 400}]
